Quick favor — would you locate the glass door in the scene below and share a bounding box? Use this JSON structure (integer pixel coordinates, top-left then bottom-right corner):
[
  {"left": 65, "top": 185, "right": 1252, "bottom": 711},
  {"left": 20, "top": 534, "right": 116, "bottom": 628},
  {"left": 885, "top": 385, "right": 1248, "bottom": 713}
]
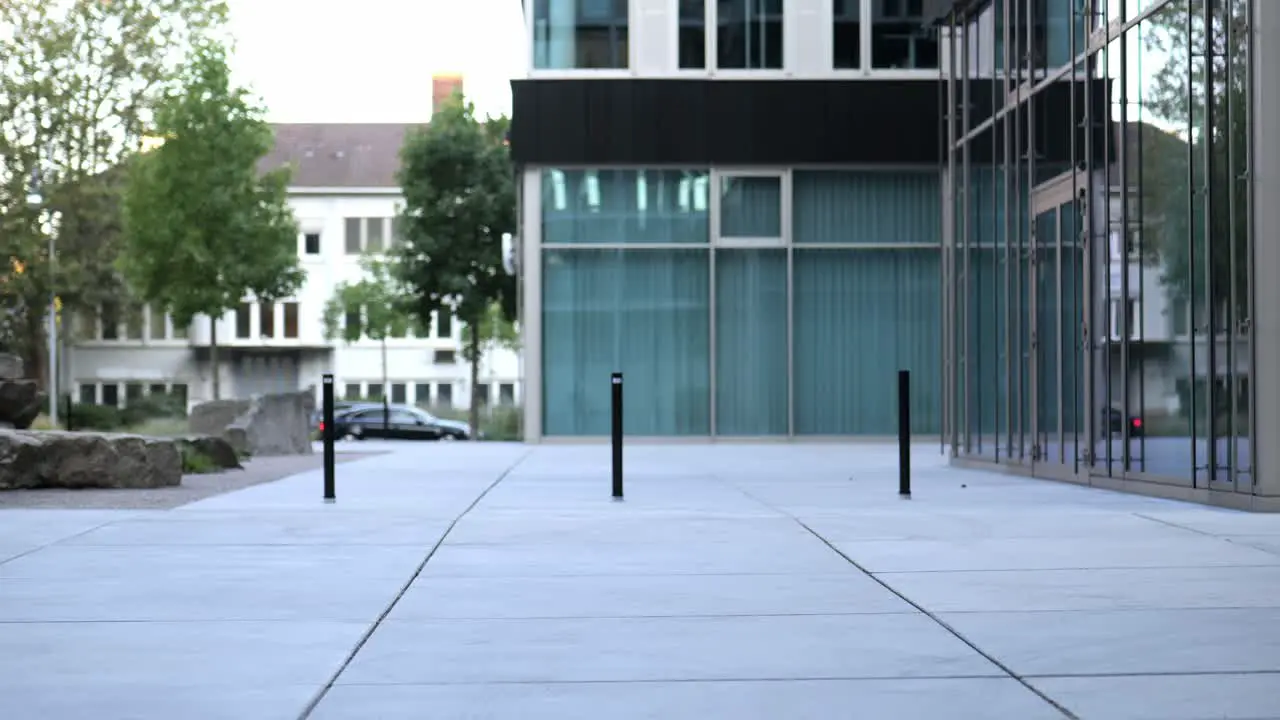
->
[{"left": 1030, "top": 174, "right": 1088, "bottom": 481}]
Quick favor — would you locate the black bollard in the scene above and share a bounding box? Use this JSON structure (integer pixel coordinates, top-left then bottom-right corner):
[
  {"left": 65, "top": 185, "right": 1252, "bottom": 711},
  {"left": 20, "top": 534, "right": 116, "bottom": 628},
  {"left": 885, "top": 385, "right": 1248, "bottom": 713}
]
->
[
  {"left": 611, "top": 372, "right": 623, "bottom": 500},
  {"left": 382, "top": 394, "right": 390, "bottom": 432},
  {"left": 898, "top": 369, "right": 911, "bottom": 497},
  {"left": 322, "top": 374, "right": 336, "bottom": 502},
  {"left": 64, "top": 394, "right": 73, "bottom": 431}
]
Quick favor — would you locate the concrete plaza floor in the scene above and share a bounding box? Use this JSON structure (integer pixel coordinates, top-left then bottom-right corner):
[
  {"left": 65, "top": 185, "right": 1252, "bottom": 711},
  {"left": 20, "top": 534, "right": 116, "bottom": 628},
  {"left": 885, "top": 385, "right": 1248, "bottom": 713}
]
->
[{"left": 3, "top": 442, "right": 1280, "bottom": 720}]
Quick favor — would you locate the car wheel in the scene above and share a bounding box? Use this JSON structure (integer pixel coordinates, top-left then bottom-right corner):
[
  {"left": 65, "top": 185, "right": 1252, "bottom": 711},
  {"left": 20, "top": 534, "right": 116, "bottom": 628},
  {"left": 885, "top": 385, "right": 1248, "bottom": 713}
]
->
[
  {"left": 346, "top": 426, "right": 364, "bottom": 441},
  {"left": 440, "top": 433, "right": 456, "bottom": 441}
]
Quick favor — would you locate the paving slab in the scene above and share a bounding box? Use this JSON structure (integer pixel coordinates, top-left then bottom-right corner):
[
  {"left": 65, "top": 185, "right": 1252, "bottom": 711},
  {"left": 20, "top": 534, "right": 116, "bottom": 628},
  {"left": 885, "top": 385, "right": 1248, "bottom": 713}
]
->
[
  {"left": 389, "top": 572, "right": 915, "bottom": 620},
  {"left": 938, "top": 607, "right": 1280, "bottom": 676},
  {"left": 1028, "top": 673, "right": 1280, "bottom": 720},
  {"left": 878, "top": 565, "right": 1280, "bottom": 613},
  {"left": 337, "top": 614, "right": 1002, "bottom": 685},
  {"left": 312, "top": 678, "right": 1069, "bottom": 720}
]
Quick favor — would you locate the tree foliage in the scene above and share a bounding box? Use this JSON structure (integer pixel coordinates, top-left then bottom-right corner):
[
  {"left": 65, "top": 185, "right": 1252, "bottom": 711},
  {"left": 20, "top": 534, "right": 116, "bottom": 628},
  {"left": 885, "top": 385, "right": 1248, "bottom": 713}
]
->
[
  {"left": 1141, "top": 0, "right": 1249, "bottom": 319},
  {"left": 118, "top": 41, "right": 303, "bottom": 398},
  {"left": 0, "top": 0, "right": 229, "bottom": 366},
  {"left": 395, "top": 93, "right": 515, "bottom": 435},
  {"left": 321, "top": 255, "right": 412, "bottom": 344},
  {"left": 461, "top": 301, "right": 520, "bottom": 365}
]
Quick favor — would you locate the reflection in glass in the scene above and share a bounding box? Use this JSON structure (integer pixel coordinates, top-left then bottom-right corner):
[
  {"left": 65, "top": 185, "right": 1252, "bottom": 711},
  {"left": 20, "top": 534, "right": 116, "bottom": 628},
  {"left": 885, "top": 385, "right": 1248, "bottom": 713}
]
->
[
  {"left": 793, "top": 249, "right": 941, "bottom": 435},
  {"left": 541, "top": 169, "right": 710, "bottom": 244},
  {"left": 532, "top": 0, "right": 629, "bottom": 70},
  {"left": 719, "top": 176, "right": 781, "bottom": 238},
  {"left": 717, "top": 0, "right": 784, "bottom": 70},
  {"left": 833, "top": 0, "right": 860, "bottom": 69},
  {"left": 715, "top": 250, "right": 787, "bottom": 435},
  {"left": 871, "top": 0, "right": 939, "bottom": 69},
  {"left": 679, "top": 0, "right": 706, "bottom": 68},
  {"left": 542, "top": 249, "right": 710, "bottom": 435}
]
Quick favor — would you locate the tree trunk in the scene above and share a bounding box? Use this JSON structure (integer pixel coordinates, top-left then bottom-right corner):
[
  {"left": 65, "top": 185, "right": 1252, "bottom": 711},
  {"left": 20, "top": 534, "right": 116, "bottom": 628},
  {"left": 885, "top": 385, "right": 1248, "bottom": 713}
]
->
[
  {"left": 468, "top": 320, "right": 480, "bottom": 441},
  {"left": 381, "top": 336, "right": 390, "bottom": 430},
  {"left": 380, "top": 336, "right": 389, "bottom": 399},
  {"left": 210, "top": 315, "right": 220, "bottom": 400}
]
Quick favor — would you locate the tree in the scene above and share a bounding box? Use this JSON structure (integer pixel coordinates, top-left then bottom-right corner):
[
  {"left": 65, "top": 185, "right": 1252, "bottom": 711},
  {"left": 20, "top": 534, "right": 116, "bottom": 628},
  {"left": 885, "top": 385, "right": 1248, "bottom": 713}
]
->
[
  {"left": 461, "top": 300, "right": 520, "bottom": 410},
  {"left": 321, "top": 255, "right": 412, "bottom": 401},
  {"left": 395, "top": 93, "right": 516, "bottom": 439},
  {"left": 0, "top": 0, "right": 228, "bottom": 383},
  {"left": 118, "top": 42, "right": 304, "bottom": 400},
  {"left": 1141, "top": 0, "right": 1249, "bottom": 322}
]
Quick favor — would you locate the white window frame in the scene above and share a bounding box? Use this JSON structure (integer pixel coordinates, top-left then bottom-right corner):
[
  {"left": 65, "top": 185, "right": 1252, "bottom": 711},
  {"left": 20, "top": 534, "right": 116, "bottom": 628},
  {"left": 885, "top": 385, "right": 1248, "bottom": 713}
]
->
[
  {"left": 710, "top": 168, "right": 790, "bottom": 247},
  {"left": 528, "top": 0, "right": 638, "bottom": 78}
]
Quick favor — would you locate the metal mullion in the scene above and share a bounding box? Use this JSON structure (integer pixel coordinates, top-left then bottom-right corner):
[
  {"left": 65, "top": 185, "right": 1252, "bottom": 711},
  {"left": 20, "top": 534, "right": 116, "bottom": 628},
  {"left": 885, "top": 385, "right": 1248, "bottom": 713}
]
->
[
  {"left": 1002, "top": 0, "right": 1014, "bottom": 460},
  {"left": 709, "top": 245, "right": 717, "bottom": 438},
  {"left": 1245, "top": 0, "right": 1258, "bottom": 488},
  {"left": 786, "top": 243, "right": 794, "bottom": 438},
  {"left": 1185, "top": 1, "right": 1200, "bottom": 487},
  {"left": 1119, "top": 24, "right": 1133, "bottom": 474},
  {"left": 1226, "top": 0, "right": 1240, "bottom": 489},
  {"left": 1203, "top": 0, "right": 1220, "bottom": 484},
  {"left": 961, "top": 13, "right": 972, "bottom": 456}
]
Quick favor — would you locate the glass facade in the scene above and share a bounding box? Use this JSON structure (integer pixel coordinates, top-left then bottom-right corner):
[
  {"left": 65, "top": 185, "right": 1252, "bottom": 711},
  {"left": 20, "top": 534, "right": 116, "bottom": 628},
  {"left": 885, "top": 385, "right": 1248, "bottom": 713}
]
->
[
  {"left": 539, "top": 168, "right": 942, "bottom": 437},
  {"left": 943, "top": 0, "right": 1256, "bottom": 492}
]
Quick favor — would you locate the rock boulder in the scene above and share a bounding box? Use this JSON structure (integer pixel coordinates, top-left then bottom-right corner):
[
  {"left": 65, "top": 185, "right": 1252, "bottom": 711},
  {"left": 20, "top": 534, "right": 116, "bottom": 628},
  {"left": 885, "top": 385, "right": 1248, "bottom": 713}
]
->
[
  {"left": 175, "top": 434, "right": 242, "bottom": 470},
  {"left": 0, "top": 430, "right": 182, "bottom": 490},
  {"left": 0, "top": 353, "right": 41, "bottom": 430},
  {"left": 188, "top": 390, "right": 314, "bottom": 456}
]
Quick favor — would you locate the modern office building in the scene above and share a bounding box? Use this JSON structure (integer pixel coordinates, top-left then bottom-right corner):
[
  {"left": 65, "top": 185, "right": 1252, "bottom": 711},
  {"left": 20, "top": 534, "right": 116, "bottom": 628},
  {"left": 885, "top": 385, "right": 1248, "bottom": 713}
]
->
[
  {"left": 510, "top": 0, "right": 1277, "bottom": 508},
  {"left": 512, "top": 0, "right": 953, "bottom": 441}
]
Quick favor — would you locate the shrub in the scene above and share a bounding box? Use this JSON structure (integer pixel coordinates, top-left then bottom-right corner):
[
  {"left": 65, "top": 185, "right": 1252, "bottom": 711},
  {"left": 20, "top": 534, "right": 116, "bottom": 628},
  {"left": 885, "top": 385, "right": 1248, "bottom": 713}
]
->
[
  {"left": 67, "top": 403, "right": 125, "bottom": 431},
  {"left": 119, "top": 393, "right": 187, "bottom": 427},
  {"left": 178, "top": 444, "right": 219, "bottom": 474}
]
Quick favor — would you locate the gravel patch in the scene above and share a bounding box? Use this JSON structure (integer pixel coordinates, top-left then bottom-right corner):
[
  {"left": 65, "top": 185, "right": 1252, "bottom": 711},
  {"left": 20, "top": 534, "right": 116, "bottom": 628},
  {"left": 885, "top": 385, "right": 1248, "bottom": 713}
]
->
[{"left": 0, "top": 453, "right": 382, "bottom": 510}]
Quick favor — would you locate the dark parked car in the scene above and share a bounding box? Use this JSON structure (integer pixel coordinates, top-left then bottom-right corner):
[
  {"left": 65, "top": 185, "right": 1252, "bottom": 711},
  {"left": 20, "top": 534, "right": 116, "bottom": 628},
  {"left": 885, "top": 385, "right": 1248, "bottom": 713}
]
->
[
  {"left": 1101, "top": 407, "right": 1144, "bottom": 438},
  {"left": 324, "top": 403, "right": 473, "bottom": 441}
]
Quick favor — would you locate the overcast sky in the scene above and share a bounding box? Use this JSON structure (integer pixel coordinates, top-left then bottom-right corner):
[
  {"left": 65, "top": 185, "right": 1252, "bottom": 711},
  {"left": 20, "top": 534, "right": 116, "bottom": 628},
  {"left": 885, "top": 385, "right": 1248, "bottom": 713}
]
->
[{"left": 225, "top": 0, "right": 527, "bottom": 122}]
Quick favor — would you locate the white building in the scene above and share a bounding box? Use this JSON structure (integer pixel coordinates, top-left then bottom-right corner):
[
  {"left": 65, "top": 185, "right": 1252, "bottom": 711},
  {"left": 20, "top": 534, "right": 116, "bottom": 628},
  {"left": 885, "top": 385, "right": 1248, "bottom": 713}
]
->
[{"left": 66, "top": 121, "right": 522, "bottom": 411}]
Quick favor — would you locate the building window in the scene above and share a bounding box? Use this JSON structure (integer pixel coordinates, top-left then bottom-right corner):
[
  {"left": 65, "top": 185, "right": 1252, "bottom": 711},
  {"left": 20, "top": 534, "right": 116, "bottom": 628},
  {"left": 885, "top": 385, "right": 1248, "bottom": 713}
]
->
[
  {"left": 391, "top": 215, "right": 405, "bottom": 248},
  {"left": 100, "top": 303, "right": 119, "bottom": 340},
  {"left": 365, "top": 218, "right": 384, "bottom": 252},
  {"left": 125, "top": 305, "right": 144, "bottom": 340},
  {"left": 833, "top": 0, "right": 861, "bottom": 69},
  {"left": 149, "top": 383, "right": 167, "bottom": 396},
  {"left": 235, "top": 302, "right": 252, "bottom": 339},
  {"left": 871, "top": 0, "right": 939, "bottom": 70},
  {"left": 259, "top": 303, "right": 275, "bottom": 338},
  {"left": 344, "top": 218, "right": 361, "bottom": 254},
  {"left": 344, "top": 383, "right": 361, "bottom": 400},
  {"left": 79, "top": 383, "right": 97, "bottom": 404},
  {"left": 414, "top": 382, "right": 431, "bottom": 406},
  {"left": 716, "top": 173, "right": 784, "bottom": 242},
  {"left": 148, "top": 304, "right": 166, "bottom": 340},
  {"left": 437, "top": 311, "right": 453, "bottom": 338},
  {"left": 499, "top": 383, "right": 515, "bottom": 405},
  {"left": 171, "top": 383, "right": 188, "bottom": 406},
  {"left": 532, "top": 0, "right": 629, "bottom": 70},
  {"left": 679, "top": 0, "right": 706, "bottom": 68},
  {"left": 391, "top": 383, "right": 407, "bottom": 404},
  {"left": 434, "top": 349, "right": 456, "bottom": 364},
  {"left": 304, "top": 232, "right": 321, "bottom": 255},
  {"left": 283, "top": 302, "right": 299, "bottom": 339},
  {"left": 718, "top": 0, "right": 783, "bottom": 70},
  {"left": 542, "top": 169, "right": 710, "bottom": 244},
  {"left": 345, "top": 306, "right": 363, "bottom": 337},
  {"left": 125, "top": 383, "right": 144, "bottom": 403},
  {"left": 368, "top": 382, "right": 384, "bottom": 400},
  {"left": 475, "top": 383, "right": 490, "bottom": 407},
  {"left": 101, "top": 383, "right": 119, "bottom": 408},
  {"left": 437, "top": 382, "right": 453, "bottom": 406}
]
